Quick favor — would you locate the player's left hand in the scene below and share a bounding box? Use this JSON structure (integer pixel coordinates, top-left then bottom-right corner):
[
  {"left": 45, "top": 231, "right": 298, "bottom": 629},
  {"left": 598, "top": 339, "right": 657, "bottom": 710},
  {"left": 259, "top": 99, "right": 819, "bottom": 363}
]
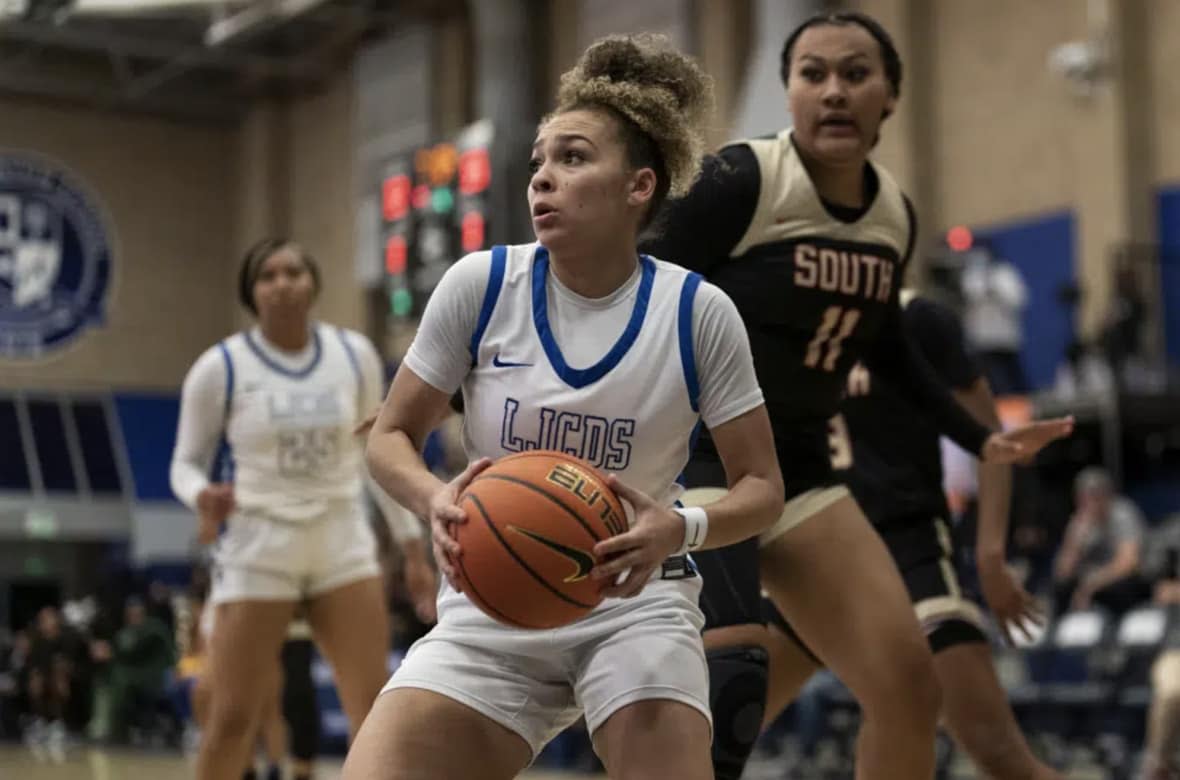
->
[
  {"left": 590, "top": 475, "right": 685, "bottom": 598},
  {"left": 981, "top": 416, "right": 1075, "bottom": 464},
  {"left": 977, "top": 555, "right": 1044, "bottom": 645}
]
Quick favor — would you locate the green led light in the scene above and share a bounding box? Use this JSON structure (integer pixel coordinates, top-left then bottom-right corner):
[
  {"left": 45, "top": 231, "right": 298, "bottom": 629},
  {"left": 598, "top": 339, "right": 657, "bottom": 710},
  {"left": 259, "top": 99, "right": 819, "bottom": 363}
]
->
[
  {"left": 391, "top": 288, "right": 414, "bottom": 317},
  {"left": 432, "top": 187, "right": 455, "bottom": 214}
]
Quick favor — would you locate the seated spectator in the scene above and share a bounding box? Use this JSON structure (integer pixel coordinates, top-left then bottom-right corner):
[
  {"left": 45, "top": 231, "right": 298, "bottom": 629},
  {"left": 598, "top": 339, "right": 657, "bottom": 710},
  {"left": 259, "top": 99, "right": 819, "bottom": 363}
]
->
[{"left": 1053, "top": 467, "right": 1149, "bottom": 615}]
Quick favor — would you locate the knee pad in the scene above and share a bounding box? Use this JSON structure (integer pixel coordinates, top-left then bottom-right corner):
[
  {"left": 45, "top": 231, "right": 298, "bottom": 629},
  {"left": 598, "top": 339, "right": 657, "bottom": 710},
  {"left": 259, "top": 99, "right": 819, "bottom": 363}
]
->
[{"left": 708, "top": 644, "right": 769, "bottom": 780}]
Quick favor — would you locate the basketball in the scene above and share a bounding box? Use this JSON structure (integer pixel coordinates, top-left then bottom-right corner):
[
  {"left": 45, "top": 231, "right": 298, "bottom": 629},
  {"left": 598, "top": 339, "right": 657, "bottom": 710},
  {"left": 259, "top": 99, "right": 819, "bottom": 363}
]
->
[{"left": 454, "top": 450, "right": 628, "bottom": 629}]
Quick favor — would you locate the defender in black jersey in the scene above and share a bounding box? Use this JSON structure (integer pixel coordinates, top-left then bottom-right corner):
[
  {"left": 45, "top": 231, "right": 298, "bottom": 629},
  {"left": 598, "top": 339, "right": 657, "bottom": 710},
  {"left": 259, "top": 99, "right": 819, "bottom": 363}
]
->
[
  {"left": 642, "top": 12, "right": 1073, "bottom": 779},
  {"left": 759, "top": 294, "right": 1062, "bottom": 779}
]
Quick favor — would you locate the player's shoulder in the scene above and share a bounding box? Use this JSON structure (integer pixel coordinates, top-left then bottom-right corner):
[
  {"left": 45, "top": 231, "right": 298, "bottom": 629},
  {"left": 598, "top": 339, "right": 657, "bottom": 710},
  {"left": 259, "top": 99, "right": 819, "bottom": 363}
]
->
[
  {"left": 444, "top": 244, "right": 542, "bottom": 287},
  {"left": 185, "top": 337, "right": 237, "bottom": 385},
  {"left": 327, "top": 324, "right": 379, "bottom": 357},
  {"left": 724, "top": 127, "right": 789, "bottom": 154},
  {"left": 199, "top": 331, "right": 246, "bottom": 363},
  {"left": 635, "top": 256, "right": 733, "bottom": 309}
]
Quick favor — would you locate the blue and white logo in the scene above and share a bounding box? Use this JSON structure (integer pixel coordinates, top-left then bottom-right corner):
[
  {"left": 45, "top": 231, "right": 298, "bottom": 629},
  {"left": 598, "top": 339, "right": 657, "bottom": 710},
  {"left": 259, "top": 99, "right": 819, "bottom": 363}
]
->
[{"left": 0, "top": 153, "right": 114, "bottom": 359}]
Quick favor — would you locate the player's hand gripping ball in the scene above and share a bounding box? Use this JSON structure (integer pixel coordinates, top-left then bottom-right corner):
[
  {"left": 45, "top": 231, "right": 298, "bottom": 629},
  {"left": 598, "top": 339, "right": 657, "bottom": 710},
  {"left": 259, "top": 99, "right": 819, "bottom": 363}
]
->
[{"left": 451, "top": 450, "right": 627, "bottom": 629}]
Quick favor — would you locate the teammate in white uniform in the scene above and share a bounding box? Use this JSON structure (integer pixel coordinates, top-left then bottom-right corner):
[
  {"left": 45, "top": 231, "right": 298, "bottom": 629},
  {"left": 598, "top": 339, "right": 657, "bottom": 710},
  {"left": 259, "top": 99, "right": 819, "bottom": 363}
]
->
[
  {"left": 344, "top": 35, "right": 785, "bottom": 780},
  {"left": 169, "top": 239, "right": 433, "bottom": 780}
]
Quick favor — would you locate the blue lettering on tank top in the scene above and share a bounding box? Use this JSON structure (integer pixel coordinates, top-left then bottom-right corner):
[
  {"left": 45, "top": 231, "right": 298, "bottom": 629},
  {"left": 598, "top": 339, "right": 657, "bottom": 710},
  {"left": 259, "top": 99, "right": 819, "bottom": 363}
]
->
[{"left": 500, "top": 397, "right": 635, "bottom": 469}]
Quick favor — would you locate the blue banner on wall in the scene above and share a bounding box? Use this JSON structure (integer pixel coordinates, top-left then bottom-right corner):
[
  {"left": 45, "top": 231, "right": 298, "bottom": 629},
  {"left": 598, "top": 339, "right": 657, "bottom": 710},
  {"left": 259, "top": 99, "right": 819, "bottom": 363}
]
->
[
  {"left": 1158, "top": 186, "right": 1180, "bottom": 362},
  {"left": 0, "top": 152, "right": 116, "bottom": 359},
  {"left": 974, "top": 211, "right": 1077, "bottom": 390}
]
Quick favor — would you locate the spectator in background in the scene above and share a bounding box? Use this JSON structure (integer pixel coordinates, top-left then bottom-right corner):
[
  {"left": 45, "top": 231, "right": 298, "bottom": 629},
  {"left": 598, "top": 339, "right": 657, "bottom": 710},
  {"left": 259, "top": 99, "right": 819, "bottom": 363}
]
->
[
  {"left": 100, "top": 596, "right": 176, "bottom": 742},
  {"left": 1053, "top": 467, "right": 1149, "bottom": 615},
  {"left": 961, "top": 245, "right": 1029, "bottom": 395},
  {"left": 146, "top": 581, "right": 177, "bottom": 638},
  {"left": 1103, "top": 256, "right": 1151, "bottom": 389},
  {"left": 0, "top": 629, "right": 29, "bottom": 739},
  {"left": 22, "top": 606, "right": 88, "bottom": 756}
]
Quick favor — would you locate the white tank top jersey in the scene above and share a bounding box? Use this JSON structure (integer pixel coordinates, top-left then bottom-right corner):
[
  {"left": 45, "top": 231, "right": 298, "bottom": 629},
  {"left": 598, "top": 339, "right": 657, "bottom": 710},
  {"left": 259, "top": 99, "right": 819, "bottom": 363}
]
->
[
  {"left": 170, "top": 322, "right": 418, "bottom": 535},
  {"left": 403, "top": 241, "right": 764, "bottom": 520}
]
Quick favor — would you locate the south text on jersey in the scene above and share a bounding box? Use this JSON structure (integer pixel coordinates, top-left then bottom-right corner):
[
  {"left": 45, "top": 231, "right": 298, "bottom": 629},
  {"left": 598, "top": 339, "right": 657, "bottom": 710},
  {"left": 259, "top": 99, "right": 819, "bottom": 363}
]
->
[{"left": 793, "top": 243, "right": 895, "bottom": 302}]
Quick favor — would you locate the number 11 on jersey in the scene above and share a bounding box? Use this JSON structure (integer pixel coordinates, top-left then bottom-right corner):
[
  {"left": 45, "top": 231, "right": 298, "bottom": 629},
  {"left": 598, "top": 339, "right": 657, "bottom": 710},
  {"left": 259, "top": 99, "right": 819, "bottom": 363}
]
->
[{"left": 805, "top": 305, "right": 861, "bottom": 371}]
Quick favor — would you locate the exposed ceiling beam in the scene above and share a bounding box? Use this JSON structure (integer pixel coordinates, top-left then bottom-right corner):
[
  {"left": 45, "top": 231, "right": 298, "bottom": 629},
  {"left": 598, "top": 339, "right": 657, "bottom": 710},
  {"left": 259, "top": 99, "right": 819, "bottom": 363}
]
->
[
  {"left": 70, "top": 0, "right": 234, "bottom": 15},
  {"left": 0, "top": 19, "right": 318, "bottom": 78},
  {"left": 204, "top": 0, "right": 333, "bottom": 47}
]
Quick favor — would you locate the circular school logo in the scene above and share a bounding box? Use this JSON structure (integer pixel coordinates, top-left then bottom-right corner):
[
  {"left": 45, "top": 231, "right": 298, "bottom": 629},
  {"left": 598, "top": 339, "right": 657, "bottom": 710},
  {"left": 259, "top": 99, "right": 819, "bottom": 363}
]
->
[{"left": 0, "top": 153, "right": 114, "bottom": 359}]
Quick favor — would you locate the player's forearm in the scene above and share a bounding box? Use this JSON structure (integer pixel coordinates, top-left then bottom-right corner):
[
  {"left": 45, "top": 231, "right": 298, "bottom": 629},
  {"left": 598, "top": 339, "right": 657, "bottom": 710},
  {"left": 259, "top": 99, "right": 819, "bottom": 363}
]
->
[
  {"left": 365, "top": 428, "right": 447, "bottom": 520},
  {"left": 953, "top": 381, "right": 1013, "bottom": 562},
  {"left": 364, "top": 472, "right": 424, "bottom": 541},
  {"left": 868, "top": 322, "right": 993, "bottom": 456},
  {"left": 975, "top": 462, "right": 1012, "bottom": 563},
  {"left": 693, "top": 470, "right": 784, "bottom": 550},
  {"left": 169, "top": 458, "right": 210, "bottom": 511}
]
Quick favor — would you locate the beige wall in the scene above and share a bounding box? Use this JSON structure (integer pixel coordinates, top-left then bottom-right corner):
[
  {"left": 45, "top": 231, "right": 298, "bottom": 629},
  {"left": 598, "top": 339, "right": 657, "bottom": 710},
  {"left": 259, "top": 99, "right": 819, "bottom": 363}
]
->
[
  {"left": 848, "top": 0, "right": 1177, "bottom": 336},
  {"left": 1149, "top": 0, "right": 1180, "bottom": 186},
  {"left": 927, "top": 0, "right": 1085, "bottom": 227},
  {"left": 287, "top": 70, "right": 365, "bottom": 335},
  {"left": 233, "top": 71, "right": 364, "bottom": 335},
  {"left": 0, "top": 66, "right": 369, "bottom": 391},
  {"left": 0, "top": 99, "right": 237, "bottom": 389}
]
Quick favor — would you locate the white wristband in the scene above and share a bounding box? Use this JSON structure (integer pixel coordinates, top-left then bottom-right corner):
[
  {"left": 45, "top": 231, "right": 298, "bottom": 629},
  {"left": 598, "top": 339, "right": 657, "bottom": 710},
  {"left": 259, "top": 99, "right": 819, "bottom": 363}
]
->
[{"left": 672, "top": 506, "right": 708, "bottom": 555}]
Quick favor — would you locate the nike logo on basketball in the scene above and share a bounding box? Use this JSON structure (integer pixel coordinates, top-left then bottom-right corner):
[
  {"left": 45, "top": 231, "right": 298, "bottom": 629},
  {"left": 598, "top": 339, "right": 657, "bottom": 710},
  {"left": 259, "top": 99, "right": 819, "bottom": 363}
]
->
[
  {"left": 493, "top": 353, "right": 534, "bottom": 368},
  {"left": 509, "top": 526, "right": 595, "bottom": 582}
]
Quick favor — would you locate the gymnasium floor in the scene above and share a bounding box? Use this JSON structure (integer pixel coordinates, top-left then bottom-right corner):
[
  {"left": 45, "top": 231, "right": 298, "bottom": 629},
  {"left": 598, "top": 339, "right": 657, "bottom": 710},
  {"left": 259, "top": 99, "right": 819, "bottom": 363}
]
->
[{"left": 0, "top": 745, "right": 607, "bottom": 779}]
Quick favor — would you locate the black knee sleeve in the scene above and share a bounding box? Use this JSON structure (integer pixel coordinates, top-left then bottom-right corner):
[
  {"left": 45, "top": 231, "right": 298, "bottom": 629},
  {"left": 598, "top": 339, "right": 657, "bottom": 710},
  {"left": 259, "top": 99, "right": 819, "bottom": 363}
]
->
[
  {"left": 281, "top": 639, "right": 320, "bottom": 762},
  {"left": 708, "top": 644, "right": 769, "bottom": 780}
]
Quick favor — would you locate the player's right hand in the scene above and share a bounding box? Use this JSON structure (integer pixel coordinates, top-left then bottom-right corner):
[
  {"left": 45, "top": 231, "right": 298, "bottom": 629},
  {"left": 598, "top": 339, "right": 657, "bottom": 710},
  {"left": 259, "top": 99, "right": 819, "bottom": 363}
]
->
[
  {"left": 981, "top": 416, "right": 1074, "bottom": 464},
  {"left": 195, "top": 483, "right": 234, "bottom": 543},
  {"left": 977, "top": 555, "right": 1044, "bottom": 645},
  {"left": 428, "top": 457, "right": 492, "bottom": 593}
]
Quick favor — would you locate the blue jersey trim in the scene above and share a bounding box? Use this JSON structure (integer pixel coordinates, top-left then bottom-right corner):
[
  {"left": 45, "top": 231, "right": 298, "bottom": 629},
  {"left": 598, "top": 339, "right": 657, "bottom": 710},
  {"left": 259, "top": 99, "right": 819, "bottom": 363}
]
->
[
  {"left": 677, "top": 272, "right": 704, "bottom": 413},
  {"left": 243, "top": 327, "right": 322, "bottom": 379},
  {"left": 674, "top": 419, "right": 704, "bottom": 488},
  {"left": 335, "top": 327, "right": 363, "bottom": 409},
  {"left": 532, "top": 246, "right": 655, "bottom": 389},
  {"left": 214, "top": 341, "right": 235, "bottom": 483},
  {"left": 469, "top": 245, "right": 508, "bottom": 365}
]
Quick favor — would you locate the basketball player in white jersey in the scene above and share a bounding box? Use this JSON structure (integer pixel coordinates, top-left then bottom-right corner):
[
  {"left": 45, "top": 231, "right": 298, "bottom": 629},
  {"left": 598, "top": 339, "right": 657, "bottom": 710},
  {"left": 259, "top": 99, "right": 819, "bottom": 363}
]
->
[
  {"left": 170, "top": 239, "right": 432, "bottom": 780},
  {"left": 344, "top": 35, "right": 784, "bottom": 780}
]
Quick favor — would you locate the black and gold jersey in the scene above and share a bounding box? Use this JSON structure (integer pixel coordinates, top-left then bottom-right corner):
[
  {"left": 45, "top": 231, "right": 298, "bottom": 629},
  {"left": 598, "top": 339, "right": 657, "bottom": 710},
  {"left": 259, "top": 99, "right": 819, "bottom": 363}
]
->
[
  {"left": 714, "top": 129, "right": 914, "bottom": 428},
  {"left": 644, "top": 130, "right": 991, "bottom": 497},
  {"left": 833, "top": 294, "right": 983, "bottom": 527}
]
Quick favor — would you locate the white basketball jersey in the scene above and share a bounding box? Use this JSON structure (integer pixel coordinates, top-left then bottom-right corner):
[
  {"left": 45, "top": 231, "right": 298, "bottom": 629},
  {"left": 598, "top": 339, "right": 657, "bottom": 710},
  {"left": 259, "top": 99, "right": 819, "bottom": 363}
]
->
[
  {"left": 461, "top": 243, "right": 704, "bottom": 508},
  {"left": 217, "top": 323, "right": 366, "bottom": 522}
]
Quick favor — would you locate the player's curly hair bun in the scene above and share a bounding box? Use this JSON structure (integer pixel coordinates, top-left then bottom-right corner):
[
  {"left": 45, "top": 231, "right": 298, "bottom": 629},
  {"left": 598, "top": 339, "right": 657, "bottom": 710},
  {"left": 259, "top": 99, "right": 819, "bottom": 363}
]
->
[{"left": 555, "top": 33, "right": 713, "bottom": 198}]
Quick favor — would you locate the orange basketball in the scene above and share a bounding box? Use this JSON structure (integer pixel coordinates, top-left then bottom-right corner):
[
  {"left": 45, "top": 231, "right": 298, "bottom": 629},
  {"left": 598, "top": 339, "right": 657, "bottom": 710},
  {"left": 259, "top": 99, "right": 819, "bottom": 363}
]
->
[{"left": 454, "top": 450, "right": 627, "bottom": 629}]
